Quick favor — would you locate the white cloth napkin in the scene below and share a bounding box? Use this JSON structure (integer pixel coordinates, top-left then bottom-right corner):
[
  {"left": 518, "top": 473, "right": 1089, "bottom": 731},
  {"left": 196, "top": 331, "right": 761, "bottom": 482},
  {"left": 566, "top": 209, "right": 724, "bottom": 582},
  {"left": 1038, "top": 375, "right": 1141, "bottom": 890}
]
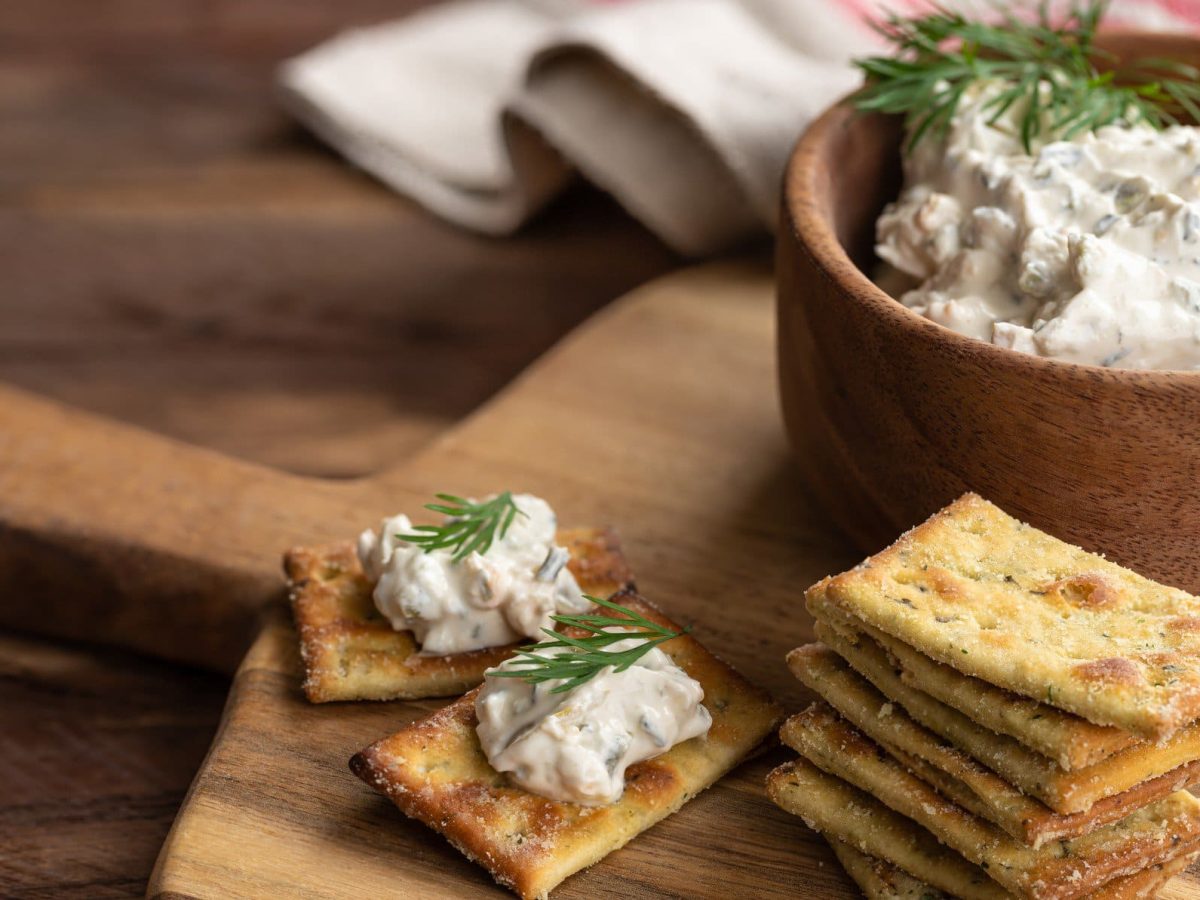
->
[{"left": 280, "top": 0, "right": 1199, "bottom": 256}]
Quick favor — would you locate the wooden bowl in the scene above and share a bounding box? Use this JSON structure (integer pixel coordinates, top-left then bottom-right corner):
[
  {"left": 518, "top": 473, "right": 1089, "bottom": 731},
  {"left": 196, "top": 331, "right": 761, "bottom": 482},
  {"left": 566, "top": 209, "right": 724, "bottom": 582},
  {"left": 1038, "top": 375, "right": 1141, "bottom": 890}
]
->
[{"left": 777, "top": 33, "right": 1200, "bottom": 593}]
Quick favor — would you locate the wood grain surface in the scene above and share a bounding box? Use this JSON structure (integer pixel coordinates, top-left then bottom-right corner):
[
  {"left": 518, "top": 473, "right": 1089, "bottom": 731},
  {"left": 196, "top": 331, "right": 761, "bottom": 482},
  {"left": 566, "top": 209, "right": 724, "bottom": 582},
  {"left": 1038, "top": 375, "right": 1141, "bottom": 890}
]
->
[
  {"left": 0, "top": 633, "right": 228, "bottom": 900},
  {"left": 146, "top": 261, "right": 865, "bottom": 898},
  {"left": 141, "top": 262, "right": 1200, "bottom": 898},
  {"left": 0, "top": 2, "right": 679, "bottom": 894},
  {"left": 0, "top": 0, "right": 677, "bottom": 478},
  {"left": 9, "top": 7, "right": 1199, "bottom": 898}
]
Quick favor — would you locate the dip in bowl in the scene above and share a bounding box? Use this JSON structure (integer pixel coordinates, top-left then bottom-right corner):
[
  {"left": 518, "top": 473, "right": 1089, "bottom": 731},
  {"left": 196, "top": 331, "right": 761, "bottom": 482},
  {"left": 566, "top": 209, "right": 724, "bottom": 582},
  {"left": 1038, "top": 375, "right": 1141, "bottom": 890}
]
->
[{"left": 777, "top": 32, "right": 1200, "bottom": 592}]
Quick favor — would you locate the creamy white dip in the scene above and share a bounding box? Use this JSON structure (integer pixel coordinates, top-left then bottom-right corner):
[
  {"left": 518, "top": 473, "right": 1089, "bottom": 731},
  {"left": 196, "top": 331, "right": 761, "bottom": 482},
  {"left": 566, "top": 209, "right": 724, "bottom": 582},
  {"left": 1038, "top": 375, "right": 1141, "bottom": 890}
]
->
[
  {"left": 475, "top": 634, "right": 711, "bottom": 805},
  {"left": 877, "top": 80, "right": 1200, "bottom": 369},
  {"left": 357, "top": 493, "right": 588, "bottom": 655}
]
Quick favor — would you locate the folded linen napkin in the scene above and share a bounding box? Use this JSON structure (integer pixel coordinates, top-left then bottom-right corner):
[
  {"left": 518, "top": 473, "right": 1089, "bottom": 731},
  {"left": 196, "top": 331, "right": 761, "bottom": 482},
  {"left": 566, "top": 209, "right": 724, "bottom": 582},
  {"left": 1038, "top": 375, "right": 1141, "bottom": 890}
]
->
[{"left": 281, "top": 0, "right": 1199, "bottom": 256}]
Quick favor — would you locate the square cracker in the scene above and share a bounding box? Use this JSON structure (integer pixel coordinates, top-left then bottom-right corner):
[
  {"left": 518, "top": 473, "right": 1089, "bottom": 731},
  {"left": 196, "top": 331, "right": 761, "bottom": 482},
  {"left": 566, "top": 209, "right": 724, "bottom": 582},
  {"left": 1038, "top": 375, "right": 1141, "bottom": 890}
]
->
[
  {"left": 790, "top": 641, "right": 1200, "bottom": 848},
  {"left": 767, "top": 757, "right": 1008, "bottom": 900},
  {"left": 811, "top": 605, "right": 1200, "bottom": 816},
  {"left": 826, "top": 840, "right": 951, "bottom": 900},
  {"left": 810, "top": 582, "right": 1137, "bottom": 773},
  {"left": 827, "top": 838, "right": 1195, "bottom": 900},
  {"left": 781, "top": 700, "right": 1200, "bottom": 899},
  {"left": 349, "top": 590, "right": 782, "bottom": 900},
  {"left": 769, "top": 760, "right": 1196, "bottom": 900},
  {"left": 815, "top": 493, "right": 1200, "bottom": 742},
  {"left": 878, "top": 616, "right": 1134, "bottom": 770},
  {"left": 285, "top": 527, "right": 632, "bottom": 702}
]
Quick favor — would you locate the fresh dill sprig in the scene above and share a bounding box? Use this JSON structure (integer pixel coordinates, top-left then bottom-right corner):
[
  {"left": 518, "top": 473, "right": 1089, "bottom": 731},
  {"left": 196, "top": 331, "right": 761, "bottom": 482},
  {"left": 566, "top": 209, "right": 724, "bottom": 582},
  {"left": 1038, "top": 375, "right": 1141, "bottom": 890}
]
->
[
  {"left": 856, "top": 1, "right": 1200, "bottom": 153},
  {"left": 399, "top": 492, "right": 524, "bottom": 562},
  {"left": 488, "top": 595, "right": 689, "bottom": 694}
]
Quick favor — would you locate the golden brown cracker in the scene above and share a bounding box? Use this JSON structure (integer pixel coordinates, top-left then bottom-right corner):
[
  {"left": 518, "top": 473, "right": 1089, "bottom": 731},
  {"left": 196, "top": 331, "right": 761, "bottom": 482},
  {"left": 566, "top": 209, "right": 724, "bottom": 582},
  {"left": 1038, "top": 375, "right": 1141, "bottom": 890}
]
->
[
  {"left": 827, "top": 839, "right": 950, "bottom": 899},
  {"left": 828, "top": 839, "right": 1195, "bottom": 900},
  {"left": 880, "top": 618, "right": 1133, "bottom": 770},
  {"left": 350, "top": 591, "right": 782, "bottom": 900},
  {"left": 767, "top": 757, "right": 1008, "bottom": 900},
  {"left": 285, "top": 527, "right": 632, "bottom": 702},
  {"left": 816, "top": 493, "right": 1200, "bottom": 742},
  {"left": 789, "top": 641, "right": 1200, "bottom": 847},
  {"left": 782, "top": 700, "right": 1200, "bottom": 900},
  {"left": 811, "top": 605, "right": 1200, "bottom": 816}
]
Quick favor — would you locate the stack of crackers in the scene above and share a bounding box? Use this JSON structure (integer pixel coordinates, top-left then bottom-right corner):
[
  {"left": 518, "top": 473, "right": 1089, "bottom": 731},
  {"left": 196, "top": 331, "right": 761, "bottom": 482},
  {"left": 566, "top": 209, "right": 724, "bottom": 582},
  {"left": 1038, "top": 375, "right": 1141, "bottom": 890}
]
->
[{"left": 768, "top": 494, "right": 1200, "bottom": 899}]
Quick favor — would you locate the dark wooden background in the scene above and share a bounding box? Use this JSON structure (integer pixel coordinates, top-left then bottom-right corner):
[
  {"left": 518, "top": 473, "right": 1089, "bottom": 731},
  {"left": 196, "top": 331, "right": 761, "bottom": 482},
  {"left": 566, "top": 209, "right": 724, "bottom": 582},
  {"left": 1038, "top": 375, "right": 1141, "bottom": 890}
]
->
[{"left": 0, "top": 2, "right": 688, "bottom": 895}]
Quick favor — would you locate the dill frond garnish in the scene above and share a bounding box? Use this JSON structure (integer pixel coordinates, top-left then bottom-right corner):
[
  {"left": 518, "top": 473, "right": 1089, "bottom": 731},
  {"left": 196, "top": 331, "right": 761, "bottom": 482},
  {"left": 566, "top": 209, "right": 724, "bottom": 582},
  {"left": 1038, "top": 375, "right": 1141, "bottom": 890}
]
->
[
  {"left": 487, "top": 595, "right": 688, "bottom": 694},
  {"left": 399, "top": 492, "right": 524, "bottom": 562},
  {"left": 855, "top": 1, "right": 1200, "bottom": 152}
]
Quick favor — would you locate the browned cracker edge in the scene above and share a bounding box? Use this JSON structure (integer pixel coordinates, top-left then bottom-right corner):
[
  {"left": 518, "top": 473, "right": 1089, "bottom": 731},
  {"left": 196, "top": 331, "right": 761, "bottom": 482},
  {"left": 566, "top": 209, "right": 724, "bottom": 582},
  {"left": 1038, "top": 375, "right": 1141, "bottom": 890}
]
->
[{"left": 349, "top": 591, "right": 783, "bottom": 899}]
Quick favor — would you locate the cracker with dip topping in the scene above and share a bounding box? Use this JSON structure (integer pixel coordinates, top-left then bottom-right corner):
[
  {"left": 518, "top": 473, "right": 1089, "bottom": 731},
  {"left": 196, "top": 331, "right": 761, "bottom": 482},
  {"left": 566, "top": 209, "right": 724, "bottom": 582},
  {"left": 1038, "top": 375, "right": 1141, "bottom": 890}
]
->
[
  {"left": 827, "top": 835, "right": 1195, "bottom": 900},
  {"left": 815, "top": 493, "right": 1200, "bottom": 743},
  {"left": 810, "top": 607, "right": 1200, "bottom": 816},
  {"left": 791, "top": 640, "right": 1200, "bottom": 848},
  {"left": 285, "top": 527, "right": 632, "bottom": 703},
  {"left": 780, "top": 701, "right": 1200, "bottom": 900},
  {"left": 349, "top": 591, "right": 782, "bottom": 900}
]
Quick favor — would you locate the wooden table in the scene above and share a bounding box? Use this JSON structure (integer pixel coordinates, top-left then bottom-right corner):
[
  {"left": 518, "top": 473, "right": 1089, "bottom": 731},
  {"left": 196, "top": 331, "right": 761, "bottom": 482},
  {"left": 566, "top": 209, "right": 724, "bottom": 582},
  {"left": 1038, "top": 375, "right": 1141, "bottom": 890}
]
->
[{"left": 0, "top": 2, "right": 684, "bottom": 895}]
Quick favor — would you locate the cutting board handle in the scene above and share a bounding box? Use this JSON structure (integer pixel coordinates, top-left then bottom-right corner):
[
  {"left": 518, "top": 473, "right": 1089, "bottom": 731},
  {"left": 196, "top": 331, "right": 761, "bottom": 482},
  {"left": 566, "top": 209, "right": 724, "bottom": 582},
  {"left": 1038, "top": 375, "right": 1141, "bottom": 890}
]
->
[{"left": 0, "top": 385, "right": 362, "bottom": 673}]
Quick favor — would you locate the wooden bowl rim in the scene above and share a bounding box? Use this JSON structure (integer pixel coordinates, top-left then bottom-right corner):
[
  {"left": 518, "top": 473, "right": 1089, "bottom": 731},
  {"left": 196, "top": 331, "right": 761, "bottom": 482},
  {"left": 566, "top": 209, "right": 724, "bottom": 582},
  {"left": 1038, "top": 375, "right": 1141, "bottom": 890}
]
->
[{"left": 783, "top": 35, "right": 1200, "bottom": 384}]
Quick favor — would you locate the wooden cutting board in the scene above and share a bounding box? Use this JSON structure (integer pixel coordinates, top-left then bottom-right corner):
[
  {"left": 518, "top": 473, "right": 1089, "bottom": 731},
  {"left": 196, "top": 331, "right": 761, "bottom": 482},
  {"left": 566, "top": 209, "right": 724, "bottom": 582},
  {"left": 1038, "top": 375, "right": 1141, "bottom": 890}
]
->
[
  {"left": 3, "top": 260, "right": 1197, "bottom": 897},
  {"left": 128, "top": 259, "right": 855, "bottom": 898}
]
